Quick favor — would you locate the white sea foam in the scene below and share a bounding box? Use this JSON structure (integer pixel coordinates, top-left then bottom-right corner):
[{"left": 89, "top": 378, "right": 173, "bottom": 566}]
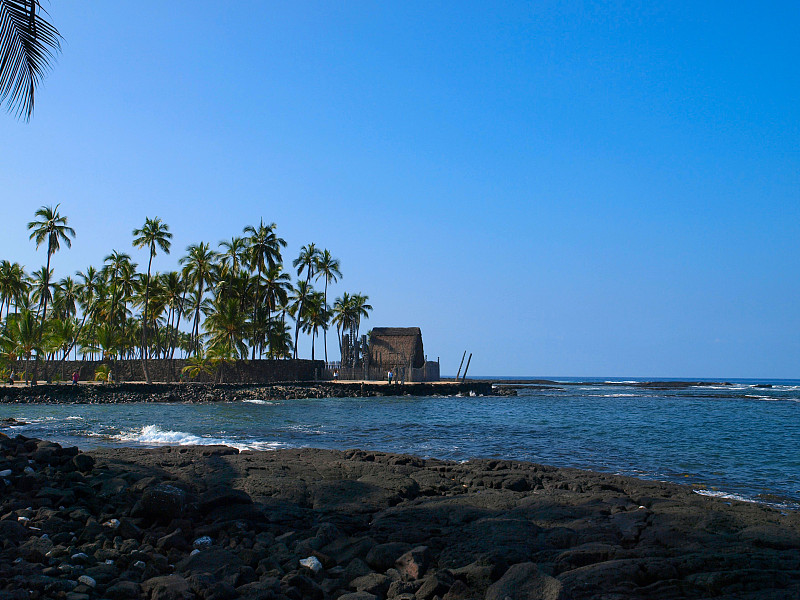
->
[
  {"left": 693, "top": 489, "right": 754, "bottom": 503},
  {"left": 242, "top": 399, "right": 275, "bottom": 405},
  {"left": 604, "top": 381, "right": 638, "bottom": 385},
  {"left": 113, "top": 425, "right": 282, "bottom": 451},
  {"left": 65, "top": 416, "right": 83, "bottom": 420}
]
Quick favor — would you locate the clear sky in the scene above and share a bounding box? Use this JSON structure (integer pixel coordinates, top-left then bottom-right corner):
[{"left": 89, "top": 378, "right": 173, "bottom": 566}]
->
[{"left": 2, "top": 1, "right": 798, "bottom": 378}]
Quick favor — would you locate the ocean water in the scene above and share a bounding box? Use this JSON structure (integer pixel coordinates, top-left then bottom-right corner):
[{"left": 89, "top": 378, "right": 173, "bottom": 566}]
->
[{"left": 2, "top": 378, "right": 798, "bottom": 509}]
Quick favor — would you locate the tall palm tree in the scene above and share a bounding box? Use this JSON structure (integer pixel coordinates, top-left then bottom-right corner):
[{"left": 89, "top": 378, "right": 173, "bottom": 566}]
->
[
  {"left": 302, "top": 291, "right": 329, "bottom": 362},
  {"left": 27, "top": 204, "right": 74, "bottom": 380},
  {"left": 331, "top": 292, "right": 353, "bottom": 361},
  {"left": 29, "top": 265, "right": 52, "bottom": 318},
  {"left": 350, "top": 293, "right": 372, "bottom": 341},
  {"left": 159, "top": 270, "right": 185, "bottom": 363},
  {"left": 52, "top": 276, "right": 77, "bottom": 321},
  {"left": 219, "top": 236, "right": 248, "bottom": 277},
  {"left": 132, "top": 217, "right": 172, "bottom": 383},
  {"left": 0, "top": 0, "right": 61, "bottom": 120},
  {"left": 314, "top": 249, "right": 341, "bottom": 362},
  {"left": 102, "top": 251, "right": 131, "bottom": 330},
  {"left": 180, "top": 242, "right": 216, "bottom": 356},
  {"left": 289, "top": 279, "right": 313, "bottom": 359},
  {"left": 0, "top": 260, "right": 27, "bottom": 319},
  {"left": 244, "top": 221, "right": 286, "bottom": 359},
  {"left": 291, "top": 243, "right": 321, "bottom": 358}
]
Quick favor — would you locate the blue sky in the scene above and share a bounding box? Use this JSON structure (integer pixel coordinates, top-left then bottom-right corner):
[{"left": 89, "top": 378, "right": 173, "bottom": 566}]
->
[{"left": 2, "top": 1, "right": 798, "bottom": 378}]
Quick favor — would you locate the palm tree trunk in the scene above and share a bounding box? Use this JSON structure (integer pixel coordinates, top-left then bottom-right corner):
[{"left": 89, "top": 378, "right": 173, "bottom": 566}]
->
[
  {"left": 141, "top": 253, "right": 153, "bottom": 383},
  {"left": 323, "top": 280, "right": 328, "bottom": 363},
  {"left": 33, "top": 250, "right": 53, "bottom": 384}
]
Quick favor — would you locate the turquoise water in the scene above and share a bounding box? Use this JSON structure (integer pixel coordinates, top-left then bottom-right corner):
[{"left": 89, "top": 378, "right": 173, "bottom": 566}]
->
[{"left": 2, "top": 379, "right": 798, "bottom": 508}]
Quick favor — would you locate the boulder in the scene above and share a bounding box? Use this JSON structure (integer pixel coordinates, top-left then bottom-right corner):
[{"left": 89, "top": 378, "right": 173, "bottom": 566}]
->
[
  {"left": 366, "top": 542, "right": 411, "bottom": 573},
  {"left": 351, "top": 572, "right": 390, "bottom": 597},
  {"left": 139, "top": 483, "right": 186, "bottom": 520},
  {"left": 395, "top": 546, "right": 432, "bottom": 581},
  {"left": 485, "top": 562, "right": 564, "bottom": 600},
  {"left": 141, "top": 574, "right": 191, "bottom": 600},
  {"left": 199, "top": 486, "right": 253, "bottom": 513}
]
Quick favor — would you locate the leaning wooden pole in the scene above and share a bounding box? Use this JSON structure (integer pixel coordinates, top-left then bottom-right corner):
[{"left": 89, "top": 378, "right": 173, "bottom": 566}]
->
[
  {"left": 455, "top": 351, "right": 467, "bottom": 380},
  {"left": 461, "top": 353, "right": 472, "bottom": 382}
]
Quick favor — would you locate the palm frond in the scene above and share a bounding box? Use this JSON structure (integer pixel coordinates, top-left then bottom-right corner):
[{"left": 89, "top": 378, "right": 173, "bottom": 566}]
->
[{"left": 0, "top": 0, "right": 61, "bottom": 120}]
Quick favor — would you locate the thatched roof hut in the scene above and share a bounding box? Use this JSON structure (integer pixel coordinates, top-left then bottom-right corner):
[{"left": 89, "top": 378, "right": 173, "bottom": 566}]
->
[{"left": 369, "top": 327, "right": 425, "bottom": 369}]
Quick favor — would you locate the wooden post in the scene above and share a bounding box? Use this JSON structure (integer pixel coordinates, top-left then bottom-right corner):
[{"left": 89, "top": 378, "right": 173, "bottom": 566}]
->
[
  {"left": 455, "top": 351, "right": 466, "bottom": 380},
  {"left": 461, "top": 353, "right": 472, "bottom": 382}
]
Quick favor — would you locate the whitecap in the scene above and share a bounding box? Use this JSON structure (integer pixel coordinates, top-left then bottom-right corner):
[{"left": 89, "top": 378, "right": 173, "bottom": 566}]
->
[
  {"left": 113, "top": 425, "right": 282, "bottom": 451},
  {"left": 65, "top": 416, "right": 83, "bottom": 421},
  {"left": 693, "top": 489, "right": 754, "bottom": 503},
  {"left": 242, "top": 399, "right": 275, "bottom": 405}
]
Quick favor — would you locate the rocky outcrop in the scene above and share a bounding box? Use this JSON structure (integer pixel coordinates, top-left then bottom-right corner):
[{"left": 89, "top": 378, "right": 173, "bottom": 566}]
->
[
  {"left": 0, "top": 381, "right": 513, "bottom": 404},
  {"left": 0, "top": 434, "right": 796, "bottom": 599}
]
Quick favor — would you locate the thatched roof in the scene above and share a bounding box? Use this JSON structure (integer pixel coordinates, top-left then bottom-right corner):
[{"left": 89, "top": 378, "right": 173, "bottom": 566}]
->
[{"left": 369, "top": 327, "right": 425, "bottom": 369}]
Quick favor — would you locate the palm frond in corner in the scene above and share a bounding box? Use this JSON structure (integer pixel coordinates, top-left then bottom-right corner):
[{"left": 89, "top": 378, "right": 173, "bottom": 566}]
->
[{"left": 0, "top": 0, "right": 61, "bottom": 120}]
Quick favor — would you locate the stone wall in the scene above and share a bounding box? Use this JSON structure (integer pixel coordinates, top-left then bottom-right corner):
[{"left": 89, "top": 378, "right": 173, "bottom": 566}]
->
[{"left": 10, "top": 358, "right": 325, "bottom": 383}]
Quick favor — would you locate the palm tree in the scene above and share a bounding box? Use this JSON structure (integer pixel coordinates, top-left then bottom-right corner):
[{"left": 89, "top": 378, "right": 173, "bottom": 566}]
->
[
  {"left": 204, "top": 297, "right": 249, "bottom": 361},
  {"left": 132, "top": 217, "right": 172, "bottom": 383},
  {"left": 314, "top": 249, "right": 341, "bottom": 362},
  {"left": 29, "top": 265, "right": 52, "bottom": 318},
  {"left": 52, "top": 276, "right": 78, "bottom": 321},
  {"left": 350, "top": 293, "right": 372, "bottom": 341},
  {"left": 267, "top": 320, "right": 293, "bottom": 359},
  {"left": 244, "top": 221, "right": 286, "bottom": 359},
  {"left": 289, "top": 279, "right": 313, "bottom": 359},
  {"left": 27, "top": 204, "right": 75, "bottom": 380},
  {"left": 181, "top": 352, "right": 216, "bottom": 381},
  {"left": 102, "top": 251, "right": 132, "bottom": 330},
  {"left": 291, "top": 243, "right": 321, "bottom": 358},
  {"left": 49, "top": 266, "right": 100, "bottom": 367},
  {"left": 219, "top": 236, "right": 248, "bottom": 277},
  {"left": 0, "top": 260, "right": 27, "bottom": 319},
  {"left": 0, "top": 0, "right": 61, "bottom": 120},
  {"left": 331, "top": 292, "right": 353, "bottom": 361},
  {"left": 302, "top": 291, "right": 329, "bottom": 362},
  {"left": 7, "top": 309, "right": 38, "bottom": 382},
  {"left": 159, "top": 270, "right": 186, "bottom": 364},
  {"left": 180, "top": 242, "right": 216, "bottom": 356}
]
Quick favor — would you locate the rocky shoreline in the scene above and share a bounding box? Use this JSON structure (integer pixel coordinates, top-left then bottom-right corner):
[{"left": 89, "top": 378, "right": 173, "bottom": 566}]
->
[
  {"left": 0, "top": 382, "right": 514, "bottom": 405},
  {"left": 0, "top": 433, "right": 798, "bottom": 599}
]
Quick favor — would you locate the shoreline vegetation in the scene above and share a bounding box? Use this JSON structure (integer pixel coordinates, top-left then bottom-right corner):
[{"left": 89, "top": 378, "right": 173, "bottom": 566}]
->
[
  {"left": 1, "top": 206, "right": 372, "bottom": 387},
  {"left": 0, "top": 433, "right": 797, "bottom": 599}
]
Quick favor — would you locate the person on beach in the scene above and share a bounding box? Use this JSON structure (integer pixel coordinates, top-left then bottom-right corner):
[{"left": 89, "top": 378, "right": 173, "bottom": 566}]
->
[
  {"left": 333, "top": 369, "right": 339, "bottom": 381},
  {"left": 107, "top": 370, "right": 113, "bottom": 384},
  {"left": 8, "top": 371, "right": 14, "bottom": 385},
  {"left": 71, "top": 370, "right": 79, "bottom": 385},
  {"left": 388, "top": 369, "right": 393, "bottom": 384}
]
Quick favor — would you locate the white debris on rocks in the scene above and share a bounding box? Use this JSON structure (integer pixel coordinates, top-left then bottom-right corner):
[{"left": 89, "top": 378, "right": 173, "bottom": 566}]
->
[{"left": 300, "top": 556, "right": 323, "bottom": 573}]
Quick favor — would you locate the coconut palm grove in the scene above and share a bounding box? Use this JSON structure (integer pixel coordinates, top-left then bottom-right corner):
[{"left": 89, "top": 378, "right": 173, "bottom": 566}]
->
[{"left": 0, "top": 204, "right": 372, "bottom": 383}]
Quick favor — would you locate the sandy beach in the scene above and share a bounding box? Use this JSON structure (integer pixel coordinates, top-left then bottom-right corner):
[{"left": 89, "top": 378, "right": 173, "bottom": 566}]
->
[{"left": 0, "top": 430, "right": 798, "bottom": 599}]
